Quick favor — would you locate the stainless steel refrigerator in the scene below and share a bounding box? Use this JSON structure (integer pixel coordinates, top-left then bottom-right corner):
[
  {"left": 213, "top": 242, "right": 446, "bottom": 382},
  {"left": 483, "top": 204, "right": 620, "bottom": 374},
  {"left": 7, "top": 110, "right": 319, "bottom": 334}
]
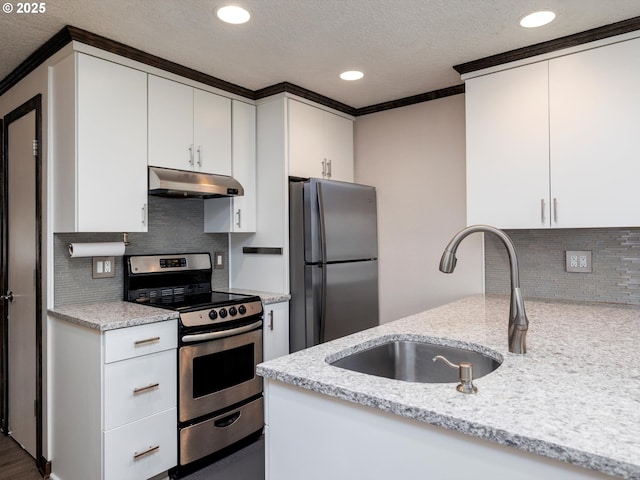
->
[{"left": 289, "top": 178, "right": 379, "bottom": 352}]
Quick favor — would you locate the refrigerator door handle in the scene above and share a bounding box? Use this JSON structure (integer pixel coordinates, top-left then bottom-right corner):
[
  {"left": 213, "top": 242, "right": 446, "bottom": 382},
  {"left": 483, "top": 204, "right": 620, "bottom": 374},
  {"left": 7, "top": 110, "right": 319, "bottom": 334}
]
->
[
  {"left": 317, "top": 182, "right": 328, "bottom": 264},
  {"left": 317, "top": 182, "right": 328, "bottom": 343},
  {"left": 320, "top": 264, "right": 327, "bottom": 343}
]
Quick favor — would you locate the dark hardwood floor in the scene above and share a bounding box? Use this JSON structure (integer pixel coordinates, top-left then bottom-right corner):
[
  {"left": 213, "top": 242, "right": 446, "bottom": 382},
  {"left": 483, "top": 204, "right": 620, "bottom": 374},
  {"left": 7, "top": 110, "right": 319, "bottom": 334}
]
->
[{"left": 0, "top": 434, "right": 41, "bottom": 480}]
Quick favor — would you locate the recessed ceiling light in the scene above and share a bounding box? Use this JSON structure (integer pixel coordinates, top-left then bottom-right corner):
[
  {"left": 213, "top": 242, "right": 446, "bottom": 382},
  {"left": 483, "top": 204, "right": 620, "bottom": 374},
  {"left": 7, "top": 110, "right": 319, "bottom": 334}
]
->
[
  {"left": 216, "top": 5, "right": 251, "bottom": 24},
  {"left": 520, "top": 11, "right": 556, "bottom": 28},
  {"left": 340, "top": 71, "right": 364, "bottom": 81}
]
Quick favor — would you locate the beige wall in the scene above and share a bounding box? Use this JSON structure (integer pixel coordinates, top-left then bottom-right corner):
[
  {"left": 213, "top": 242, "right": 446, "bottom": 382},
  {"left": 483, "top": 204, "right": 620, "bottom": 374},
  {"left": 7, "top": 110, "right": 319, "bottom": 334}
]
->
[{"left": 354, "top": 94, "right": 483, "bottom": 324}]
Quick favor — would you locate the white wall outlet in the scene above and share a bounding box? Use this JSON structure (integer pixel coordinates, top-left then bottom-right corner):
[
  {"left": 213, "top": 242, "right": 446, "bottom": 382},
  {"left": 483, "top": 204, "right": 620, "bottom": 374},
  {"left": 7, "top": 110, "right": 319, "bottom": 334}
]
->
[
  {"left": 566, "top": 250, "right": 592, "bottom": 273},
  {"left": 93, "top": 256, "right": 116, "bottom": 278}
]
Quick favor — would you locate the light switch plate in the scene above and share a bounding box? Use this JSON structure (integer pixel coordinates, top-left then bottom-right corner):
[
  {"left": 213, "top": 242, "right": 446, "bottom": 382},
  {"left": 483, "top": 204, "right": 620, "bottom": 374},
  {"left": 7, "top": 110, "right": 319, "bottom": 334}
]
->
[
  {"left": 93, "top": 256, "right": 116, "bottom": 278},
  {"left": 566, "top": 251, "right": 592, "bottom": 273},
  {"left": 214, "top": 252, "right": 225, "bottom": 270}
]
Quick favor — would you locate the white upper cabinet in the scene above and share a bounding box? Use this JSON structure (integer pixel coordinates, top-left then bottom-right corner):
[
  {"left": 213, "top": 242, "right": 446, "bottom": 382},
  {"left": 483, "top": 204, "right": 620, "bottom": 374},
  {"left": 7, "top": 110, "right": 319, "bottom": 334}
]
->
[
  {"left": 52, "top": 53, "right": 148, "bottom": 232},
  {"left": 466, "top": 61, "right": 550, "bottom": 229},
  {"left": 148, "top": 75, "right": 232, "bottom": 175},
  {"left": 204, "top": 100, "right": 257, "bottom": 233},
  {"left": 288, "top": 99, "right": 354, "bottom": 182},
  {"left": 465, "top": 36, "right": 640, "bottom": 229},
  {"left": 549, "top": 37, "right": 640, "bottom": 228}
]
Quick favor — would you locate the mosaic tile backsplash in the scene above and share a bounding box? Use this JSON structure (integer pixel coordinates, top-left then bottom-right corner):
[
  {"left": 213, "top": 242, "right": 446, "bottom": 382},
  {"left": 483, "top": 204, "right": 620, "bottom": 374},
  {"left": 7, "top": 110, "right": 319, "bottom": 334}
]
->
[
  {"left": 54, "top": 196, "right": 228, "bottom": 306},
  {"left": 485, "top": 228, "right": 640, "bottom": 305}
]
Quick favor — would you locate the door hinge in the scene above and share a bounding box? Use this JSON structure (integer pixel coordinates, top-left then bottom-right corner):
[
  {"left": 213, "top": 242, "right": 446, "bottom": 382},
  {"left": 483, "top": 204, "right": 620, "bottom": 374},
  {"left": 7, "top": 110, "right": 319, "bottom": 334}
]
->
[{"left": 32, "top": 139, "right": 38, "bottom": 157}]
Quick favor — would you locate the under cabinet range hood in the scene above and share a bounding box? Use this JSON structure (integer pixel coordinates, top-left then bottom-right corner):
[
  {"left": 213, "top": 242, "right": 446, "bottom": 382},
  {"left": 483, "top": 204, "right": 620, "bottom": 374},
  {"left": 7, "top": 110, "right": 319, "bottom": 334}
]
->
[{"left": 148, "top": 166, "right": 244, "bottom": 198}]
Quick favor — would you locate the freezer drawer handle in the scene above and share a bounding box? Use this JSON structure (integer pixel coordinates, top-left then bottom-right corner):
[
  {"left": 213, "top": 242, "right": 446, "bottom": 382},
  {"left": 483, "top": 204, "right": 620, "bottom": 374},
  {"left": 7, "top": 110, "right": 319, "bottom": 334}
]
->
[
  {"left": 133, "top": 383, "right": 160, "bottom": 395},
  {"left": 214, "top": 411, "right": 241, "bottom": 428},
  {"left": 133, "top": 445, "right": 159, "bottom": 461}
]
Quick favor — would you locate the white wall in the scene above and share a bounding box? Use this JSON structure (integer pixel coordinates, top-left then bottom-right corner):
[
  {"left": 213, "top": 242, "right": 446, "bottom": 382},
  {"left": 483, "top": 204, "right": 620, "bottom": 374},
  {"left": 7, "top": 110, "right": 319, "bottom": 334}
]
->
[{"left": 354, "top": 94, "right": 483, "bottom": 324}]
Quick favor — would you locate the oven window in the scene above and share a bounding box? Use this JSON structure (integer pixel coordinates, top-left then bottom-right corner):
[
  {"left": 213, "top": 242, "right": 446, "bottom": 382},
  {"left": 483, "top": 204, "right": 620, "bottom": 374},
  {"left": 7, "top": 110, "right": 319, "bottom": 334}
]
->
[{"left": 192, "top": 344, "right": 255, "bottom": 398}]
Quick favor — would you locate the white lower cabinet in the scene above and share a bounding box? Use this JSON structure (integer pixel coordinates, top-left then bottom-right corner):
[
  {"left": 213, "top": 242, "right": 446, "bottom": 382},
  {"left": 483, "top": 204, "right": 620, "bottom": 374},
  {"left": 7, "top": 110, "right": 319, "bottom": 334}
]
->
[
  {"left": 50, "top": 318, "right": 178, "bottom": 480},
  {"left": 263, "top": 301, "right": 289, "bottom": 362}
]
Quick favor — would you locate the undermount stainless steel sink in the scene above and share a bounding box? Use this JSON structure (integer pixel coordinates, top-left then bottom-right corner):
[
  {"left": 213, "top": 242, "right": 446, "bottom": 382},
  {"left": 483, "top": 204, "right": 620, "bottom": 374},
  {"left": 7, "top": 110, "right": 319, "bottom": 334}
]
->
[{"left": 329, "top": 340, "right": 502, "bottom": 384}]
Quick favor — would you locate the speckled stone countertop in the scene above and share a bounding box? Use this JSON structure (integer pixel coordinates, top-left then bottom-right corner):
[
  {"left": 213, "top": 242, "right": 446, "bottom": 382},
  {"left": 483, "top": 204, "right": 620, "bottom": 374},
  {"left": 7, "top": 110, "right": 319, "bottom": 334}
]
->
[
  {"left": 48, "top": 301, "right": 179, "bottom": 331},
  {"left": 215, "top": 288, "right": 290, "bottom": 305},
  {"left": 257, "top": 295, "right": 640, "bottom": 479}
]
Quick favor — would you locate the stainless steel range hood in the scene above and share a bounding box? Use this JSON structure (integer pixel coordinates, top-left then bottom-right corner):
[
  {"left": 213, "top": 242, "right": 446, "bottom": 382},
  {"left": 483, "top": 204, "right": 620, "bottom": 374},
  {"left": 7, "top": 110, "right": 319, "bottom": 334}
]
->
[{"left": 148, "top": 166, "right": 244, "bottom": 198}]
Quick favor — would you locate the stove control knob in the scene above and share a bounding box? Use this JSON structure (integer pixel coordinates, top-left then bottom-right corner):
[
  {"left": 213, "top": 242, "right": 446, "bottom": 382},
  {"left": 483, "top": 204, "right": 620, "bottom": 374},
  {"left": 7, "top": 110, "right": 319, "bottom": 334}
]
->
[
  {"left": 229, "top": 306, "right": 238, "bottom": 316},
  {"left": 219, "top": 308, "right": 228, "bottom": 318},
  {"left": 208, "top": 309, "right": 218, "bottom": 320},
  {"left": 238, "top": 305, "right": 247, "bottom": 315}
]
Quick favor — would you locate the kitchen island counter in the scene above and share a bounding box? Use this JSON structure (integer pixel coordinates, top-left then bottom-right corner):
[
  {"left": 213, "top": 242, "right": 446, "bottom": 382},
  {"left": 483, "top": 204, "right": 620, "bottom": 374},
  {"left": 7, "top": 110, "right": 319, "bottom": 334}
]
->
[{"left": 258, "top": 295, "right": 640, "bottom": 479}]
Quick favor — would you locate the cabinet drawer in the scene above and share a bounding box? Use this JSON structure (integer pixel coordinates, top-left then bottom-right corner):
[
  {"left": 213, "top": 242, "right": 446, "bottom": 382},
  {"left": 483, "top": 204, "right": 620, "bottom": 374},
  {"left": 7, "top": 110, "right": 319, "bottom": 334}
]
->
[
  {"left": 104, "top": 408, "right": 177, "bottom": 480},
  {"left": 104, "top": 349, "right": 177, "bottom": 430},
  {"left": 104, "top": 320, "right": 177, "bottom": 363}
]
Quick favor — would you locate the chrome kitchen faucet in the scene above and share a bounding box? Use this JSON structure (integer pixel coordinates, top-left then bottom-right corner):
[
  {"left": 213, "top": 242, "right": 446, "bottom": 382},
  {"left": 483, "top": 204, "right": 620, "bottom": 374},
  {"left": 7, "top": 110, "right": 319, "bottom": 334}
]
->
[{"left": 439, "top": 225, "right": 529, "bottom": 354}]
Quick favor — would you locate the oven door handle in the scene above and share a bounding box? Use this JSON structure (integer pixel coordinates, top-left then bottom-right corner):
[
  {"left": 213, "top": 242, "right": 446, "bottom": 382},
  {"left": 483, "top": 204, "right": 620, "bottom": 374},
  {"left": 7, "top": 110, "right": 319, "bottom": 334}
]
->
[{"left": 181, "top": 320, "right": 263, "bottom": 343}]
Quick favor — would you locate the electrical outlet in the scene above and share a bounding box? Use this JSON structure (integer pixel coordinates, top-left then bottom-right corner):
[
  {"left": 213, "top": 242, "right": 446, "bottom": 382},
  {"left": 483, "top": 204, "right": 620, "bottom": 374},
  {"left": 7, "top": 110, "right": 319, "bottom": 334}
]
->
[
  {"left": 566, "top": 250, "right": 592, "bottom": 273},
  {"left": 93, "top": 256, "right": 116, "bottom": 278}
]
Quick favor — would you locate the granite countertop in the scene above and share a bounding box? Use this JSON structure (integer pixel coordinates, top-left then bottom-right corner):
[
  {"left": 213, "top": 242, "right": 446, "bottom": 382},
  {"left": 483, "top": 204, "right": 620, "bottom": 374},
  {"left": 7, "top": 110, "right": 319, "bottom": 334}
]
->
[
  {"left": 257, "top": 295, "right": 640, "bottom": 479},
  {"left": 48, "top": 301, "right": 179, "bottom": 331},
  {"left": 215, "top": 288, "right": 290, "bottom": 305}
]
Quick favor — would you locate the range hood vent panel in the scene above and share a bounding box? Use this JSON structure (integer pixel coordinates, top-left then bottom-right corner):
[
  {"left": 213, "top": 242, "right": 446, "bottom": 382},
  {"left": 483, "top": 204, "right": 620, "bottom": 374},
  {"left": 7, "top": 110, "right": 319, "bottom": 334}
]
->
[{"left": 148, "top": 166, "right": 244, "bottom": 199}]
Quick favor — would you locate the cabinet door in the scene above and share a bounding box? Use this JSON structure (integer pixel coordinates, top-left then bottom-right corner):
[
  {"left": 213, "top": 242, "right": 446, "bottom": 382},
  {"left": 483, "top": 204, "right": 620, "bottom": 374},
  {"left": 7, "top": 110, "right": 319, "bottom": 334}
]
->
[
  {"left": 193, "top": 89, "right": 232, "bottom": 175},
  {"left": 465, "top": 61, "right": 550, "bottom": 229},
  {"left": 549, "top": 38, "right": 640, "bottom": 228},
  {"left": 323, "top": 112, "right": 354, "bottom": 182},
  {"left": 148, "top": 75, "right": 194, "bottom": 171},
  {"left": 231, "top": 101, "right": 256, "bottom": 231},
  {"left": 76, "top": 54, "right": 148, "bottom": 232},
  {"left": 203, "top": 100, "right": 256, "bottom": 232},
  {"left": 263, "top": 302, "right": 289, "bottom": 362},
  {"left": 288, "top": 99, "right": 325, "bottom": 178}
]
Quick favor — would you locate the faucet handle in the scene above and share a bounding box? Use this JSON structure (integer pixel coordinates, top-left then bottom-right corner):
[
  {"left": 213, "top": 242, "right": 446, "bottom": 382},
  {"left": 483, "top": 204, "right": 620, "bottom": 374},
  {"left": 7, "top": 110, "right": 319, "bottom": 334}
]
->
[{"left": 433, "top": 355, "right": 478, "bottom": 394}]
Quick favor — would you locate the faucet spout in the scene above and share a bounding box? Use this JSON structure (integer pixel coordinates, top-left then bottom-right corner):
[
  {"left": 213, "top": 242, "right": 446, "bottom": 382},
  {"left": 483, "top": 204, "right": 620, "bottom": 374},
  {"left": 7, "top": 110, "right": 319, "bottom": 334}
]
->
[{"left": 439, "top": 225, "right": 528, "bottom": 354}]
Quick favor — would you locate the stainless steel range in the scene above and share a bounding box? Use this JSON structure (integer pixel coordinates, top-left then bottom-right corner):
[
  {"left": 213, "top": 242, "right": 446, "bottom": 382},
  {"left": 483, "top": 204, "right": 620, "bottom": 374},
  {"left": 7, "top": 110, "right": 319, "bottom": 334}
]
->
[{"left": 124, "top": 253, "right": 264, "bottom": 474}]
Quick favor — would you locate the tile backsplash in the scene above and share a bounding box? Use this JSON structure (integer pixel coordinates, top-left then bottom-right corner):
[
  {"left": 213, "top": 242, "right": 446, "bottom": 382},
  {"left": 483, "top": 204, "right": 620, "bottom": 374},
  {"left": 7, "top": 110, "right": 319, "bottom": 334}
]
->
[
  {"left": 54, "top": 196, "right": 228, "bottom": 306},
  {"left": 485, "top": 228, "right": 640, "bottom": 305}
]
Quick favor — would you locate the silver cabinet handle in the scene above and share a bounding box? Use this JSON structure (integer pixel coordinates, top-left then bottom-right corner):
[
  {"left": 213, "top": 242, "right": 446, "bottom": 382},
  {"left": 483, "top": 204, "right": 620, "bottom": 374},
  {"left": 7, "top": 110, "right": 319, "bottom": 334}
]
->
[
  {"left": 141, "top": 203, "right": 147, "bottom": 226},
  {"left": 541, "top": 199, "right": 546, "bottom": 223},
  {"left": 188, "top": 144, "right": 194, "bottom": 166},
  {"left": 0, "top": 291, "right": 14, "bottom": 303},
  {"left": 133, "top": 383, "right": 160, "bottom": 395},
  {"left": 321, "top": 159, "right": 326, "bottom": 177},
  {"left": 133, "top": 445, "right": 159, "bottom": 460},
  {"left": 327, "top": 159, "right": 332, "bottom": 178},
  {"left": 268, "top": 310, "right": 274, "bottom": 331},
  {"left": 134, "top": 336, "right": 160, "bottom": 347},
  {"left": 553, "top": 198, "right": 558, "bottom": 223},
  {"left": 236, "top": 209, "right": 242, "bottom": 228},
  {"left": 197, "top": 145, "right": 202, "bottom": 167}
]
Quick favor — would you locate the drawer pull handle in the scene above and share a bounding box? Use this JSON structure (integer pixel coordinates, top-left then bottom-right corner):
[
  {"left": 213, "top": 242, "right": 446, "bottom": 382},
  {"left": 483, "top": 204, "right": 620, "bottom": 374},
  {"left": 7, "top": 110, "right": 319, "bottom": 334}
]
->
[
  {"left": 134, "top": 336, "right": 160, "bottom": 347},
  {"left": 133, "top": 445, "right": 159, "bottom": 460},
  {"left": 133, "top": 383, "right": 160, "bottom": 395},
  {"left": 214, "top": 411, "right": 241, "bottom": 428}
]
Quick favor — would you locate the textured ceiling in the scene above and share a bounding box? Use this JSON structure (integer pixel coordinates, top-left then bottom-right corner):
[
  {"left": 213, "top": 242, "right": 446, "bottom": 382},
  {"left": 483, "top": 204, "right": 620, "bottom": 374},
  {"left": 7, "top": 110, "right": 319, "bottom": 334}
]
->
[{"left": 1, "top": 0, "right": 640, "bottom": 108}]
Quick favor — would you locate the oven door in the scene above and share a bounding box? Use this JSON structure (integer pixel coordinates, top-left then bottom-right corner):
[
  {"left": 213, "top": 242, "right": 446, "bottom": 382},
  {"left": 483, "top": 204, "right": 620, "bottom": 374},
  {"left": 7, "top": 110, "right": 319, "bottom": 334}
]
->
[{"left": 179, "top": 326, "right": 263, "bottom": 423}]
